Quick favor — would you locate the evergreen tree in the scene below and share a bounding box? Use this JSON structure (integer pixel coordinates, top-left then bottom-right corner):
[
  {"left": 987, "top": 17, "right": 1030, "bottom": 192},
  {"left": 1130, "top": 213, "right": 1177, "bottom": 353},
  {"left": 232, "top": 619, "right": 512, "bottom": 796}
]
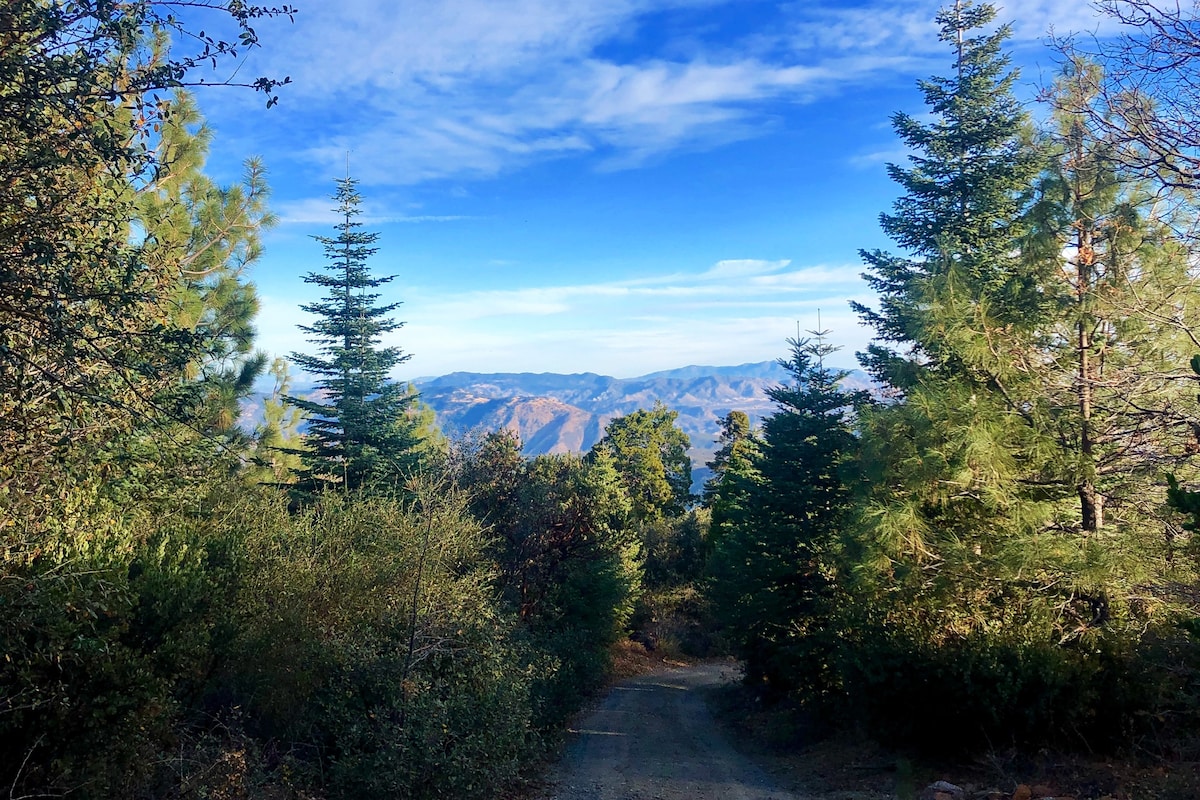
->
[
  {"left": 702, "top": 410, "right": 752, "bottom": 507},
  {"left": 843, "top": 1, "right": 1061, "bottom": 583},
  {"left": 853, "top": 0, "right": 1041, "bottom": 389},
  {"left": 1022, "top": 58, "right": 1200, "bottom": 534},
  {"left": 0, "top": 2, "right": 288, "bottom": 484},
  {"left": 708, "top": 334, "right": 865, "bottom": 696},
  {"left": 1007, "top": 59, "right": 1200, "bottom": 624},
  {"left": 286, "top": 177, "right": 421, "bottom": 492},
  {"left": 250, "top": 357, "right": 306, "bottom": 485},
  {"left": 828, "top": 14, "right": 1200, "bottom": 750},
  {"left": 702, "top": 410, "right": 762, "bottom": 548},
  {"left": 137, "top": 91, "right": 273, "bottom": 438}
]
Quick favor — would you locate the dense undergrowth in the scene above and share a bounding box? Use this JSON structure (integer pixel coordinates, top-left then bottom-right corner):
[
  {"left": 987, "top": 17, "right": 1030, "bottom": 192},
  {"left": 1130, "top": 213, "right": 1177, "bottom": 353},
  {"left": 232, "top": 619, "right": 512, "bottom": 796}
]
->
[{"left": 0, "top": 463, "right": 640, "bottom": 798}]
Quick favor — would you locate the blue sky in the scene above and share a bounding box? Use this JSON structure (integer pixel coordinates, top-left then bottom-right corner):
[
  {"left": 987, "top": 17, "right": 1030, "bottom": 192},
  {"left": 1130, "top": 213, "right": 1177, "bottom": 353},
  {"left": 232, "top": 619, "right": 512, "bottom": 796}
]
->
[{"left": 190, "top": 0, "right": 1113, "bottom": 379}]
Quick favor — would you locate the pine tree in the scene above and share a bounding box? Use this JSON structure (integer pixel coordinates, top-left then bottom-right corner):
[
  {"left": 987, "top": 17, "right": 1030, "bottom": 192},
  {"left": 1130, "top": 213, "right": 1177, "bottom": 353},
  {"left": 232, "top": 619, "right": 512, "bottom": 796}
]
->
[
  {"left": 286, "top": 178, "right": 421, "bottom": 492},
  {"left": 1010, "top": 59, "right": 1200, "bottom": 624},
  {"left": 853, "top": 0, "right": 1041, "bottom": 389},
  {"left": 136, "top": 92, "right": 273, "bottom": 438},
  {"left": 250, "top": 357, "right": 306, "bottom": 485}
]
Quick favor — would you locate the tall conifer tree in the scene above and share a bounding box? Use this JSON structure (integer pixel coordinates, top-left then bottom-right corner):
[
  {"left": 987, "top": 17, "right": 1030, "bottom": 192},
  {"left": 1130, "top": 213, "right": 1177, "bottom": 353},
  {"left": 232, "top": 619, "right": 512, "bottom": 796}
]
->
[
  {"left": 287, "top": 178, "right": 420, "bottom": 492},
  {"left": 851, "top": 11, "right": 1200, "bottom": 643},
  {"left": 853, "top": 0, "right": 1041, "bottom": 389}
]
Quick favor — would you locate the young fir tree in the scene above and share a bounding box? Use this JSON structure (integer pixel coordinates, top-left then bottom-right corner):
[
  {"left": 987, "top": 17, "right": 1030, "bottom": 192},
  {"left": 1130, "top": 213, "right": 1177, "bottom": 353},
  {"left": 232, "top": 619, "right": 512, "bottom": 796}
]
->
[
  {"left": 286, "top": 178, "right": 421, "bottom": 493},
  {"left": 708, "top": 334, "right": 865, "bottom": 697},
  {"left": 702, "top": 410, "right": 752, "bottom": 507}
]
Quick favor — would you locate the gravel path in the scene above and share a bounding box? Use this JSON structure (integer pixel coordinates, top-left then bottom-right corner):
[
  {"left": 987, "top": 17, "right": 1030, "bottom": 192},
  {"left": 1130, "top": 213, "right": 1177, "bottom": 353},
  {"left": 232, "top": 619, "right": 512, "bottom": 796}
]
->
[{"left": 547, "top": 661, "right": 804, "bottom": 800}]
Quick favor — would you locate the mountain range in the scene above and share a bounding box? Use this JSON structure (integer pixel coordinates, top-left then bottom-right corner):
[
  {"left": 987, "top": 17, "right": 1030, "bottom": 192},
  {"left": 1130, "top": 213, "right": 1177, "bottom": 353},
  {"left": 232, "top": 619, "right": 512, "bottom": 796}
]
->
[
  {"left": 243, "top": 361, "right": 873, "bottom": 483},
  {"left": 413, "top": 362, "right": 873, "bottom": 474}
]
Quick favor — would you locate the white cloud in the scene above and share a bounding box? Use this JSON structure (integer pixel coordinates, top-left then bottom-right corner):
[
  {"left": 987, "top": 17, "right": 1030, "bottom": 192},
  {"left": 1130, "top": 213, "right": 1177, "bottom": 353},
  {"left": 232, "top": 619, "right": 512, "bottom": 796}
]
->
[
  {"left": 274, "top": 196, "right": 475, "bottom": 225},
  {"left": 848, "top": 146, "right": 912, "bottom": 170},
  {"left": 404, "top": 261, "right": 864, "bottom": 322},
  {"left": 256, "top": 257, "right": 875, "bottom": 377},
  {"left": 222, "top": 0, "right": 1094, "bottom": 185},
  {"left": 778, "top": 0, "right": 1114, "bottom": 56},
  {"left": 699, "top": 259, "right": 791, "bottom": 279}
]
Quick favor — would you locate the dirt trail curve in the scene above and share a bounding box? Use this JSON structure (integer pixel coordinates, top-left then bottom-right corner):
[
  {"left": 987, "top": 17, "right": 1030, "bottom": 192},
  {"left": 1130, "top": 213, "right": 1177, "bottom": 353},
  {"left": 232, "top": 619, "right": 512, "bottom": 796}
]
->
[{"left": 547, "top": 661, "right": 803, "bottom": 800}]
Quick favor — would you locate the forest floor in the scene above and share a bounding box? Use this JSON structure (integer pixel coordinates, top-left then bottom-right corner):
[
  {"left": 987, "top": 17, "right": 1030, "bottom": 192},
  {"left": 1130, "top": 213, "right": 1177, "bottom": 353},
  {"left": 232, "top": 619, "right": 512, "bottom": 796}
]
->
[{"left": 528, "top": 644, "right": 1200, "bottom": 800}]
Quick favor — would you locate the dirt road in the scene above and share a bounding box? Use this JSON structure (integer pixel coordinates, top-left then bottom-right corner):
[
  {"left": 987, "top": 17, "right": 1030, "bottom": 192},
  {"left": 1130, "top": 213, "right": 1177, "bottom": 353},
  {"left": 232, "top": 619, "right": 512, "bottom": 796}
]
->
[{"left": 547, "top": 661, "right": 803, "bottom": 800}]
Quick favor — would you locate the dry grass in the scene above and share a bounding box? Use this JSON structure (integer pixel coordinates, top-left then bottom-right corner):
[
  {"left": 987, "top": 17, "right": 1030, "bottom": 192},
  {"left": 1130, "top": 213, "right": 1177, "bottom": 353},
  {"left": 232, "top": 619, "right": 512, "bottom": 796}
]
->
[{"left": 608, "top": 638, "right": 692, "bottom": 680}]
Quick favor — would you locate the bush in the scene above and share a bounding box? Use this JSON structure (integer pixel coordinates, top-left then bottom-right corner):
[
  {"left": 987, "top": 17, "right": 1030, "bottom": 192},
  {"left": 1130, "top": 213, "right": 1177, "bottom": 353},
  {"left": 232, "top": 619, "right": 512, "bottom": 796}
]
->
[
  {"left": 220, "top": 484, "right": 539, "bottom": 799},
  {"left": 826, "top": 599, "right": 1197, "bottom": 755},
  {"left": 1, "top": 476, "right": 547, "bottom": 799},
  {"left": 0, "top": 477, "right": 247, "bottom": 797}
]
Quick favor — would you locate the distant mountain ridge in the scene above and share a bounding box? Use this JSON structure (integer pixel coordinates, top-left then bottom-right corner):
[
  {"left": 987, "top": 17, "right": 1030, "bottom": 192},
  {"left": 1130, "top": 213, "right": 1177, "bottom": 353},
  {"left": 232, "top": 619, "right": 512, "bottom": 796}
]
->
[
  {"left": 242, "top": 361, "right": 873, "bottom": 482},
  {"left": 411, "top": 361, "right": 872, "bottom": 469}
]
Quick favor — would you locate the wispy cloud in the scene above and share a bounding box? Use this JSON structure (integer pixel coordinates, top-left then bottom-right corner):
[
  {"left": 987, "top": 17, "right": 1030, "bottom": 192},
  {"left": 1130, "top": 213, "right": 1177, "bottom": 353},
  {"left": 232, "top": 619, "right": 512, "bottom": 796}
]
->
[
  {"left": 699, "top": 259, "right": 791, "bottom": 279},
  {"left": 253, "top": 257, "right": 874, "bottom": 376},
  {"left": 217, "top": 0, "right": 1111, "bottom": 186},
  {"left": 848, "top": 146, "right": 912, "bottom": 170},
  {"left": 274, "top": 197, "right": 475, "bottom": 225},
  {"left": 408, "top": 261, "right": 863, "bottom": 320}
]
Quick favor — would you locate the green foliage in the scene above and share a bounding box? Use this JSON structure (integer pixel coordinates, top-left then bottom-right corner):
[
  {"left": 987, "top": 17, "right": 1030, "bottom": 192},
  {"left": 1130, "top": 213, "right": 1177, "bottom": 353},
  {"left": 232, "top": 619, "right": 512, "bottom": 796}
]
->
[
  {"left": 1, "top": 476, "right": 549, "bottom": 799},
  {"left": 703, "top": 411, "right": 764, "bottom": 554},
  {"left": 592, "top": 403, "right": 694, "bottom": 521},
  {"left": 701, "top": 4, "right": 1200, "bottom": 760},
  {"left": 852, "top": 0, "right": 1041, "bottom": 387},
  {"left": 0, "top": 3, "right": 626, "bottom": 798},
  {"left": 829, "top": 615, "right": 1157, "bottom": 753},
  {"left": 286, "top": 177, "right": 424, "bottom": 493},
  {"left": 707, "top": 335, "right": 865, "bottom": 697},
  {"left": 223, "top": 484, "right": 537, "bottom": 799},
  {"left": 702, "top": 410, "right": 753, "bottom": 506},
  {"left": 249, "top": 356, "right": 307, "bottom": 484},
  {"left": 459, "top": 430, "right": 641, "bottom": 727},
  {"left": 0, "top": 0, "right": 289, "bottom": 485},
  {"left": 642, "top": 509, "right": 707, "bottom": 590},
  {"left": 137, "top": 90, "right": 274, "bottom": 437},
  {"left": 0, "top": 476, "right": 249, "bottom": 797}
]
